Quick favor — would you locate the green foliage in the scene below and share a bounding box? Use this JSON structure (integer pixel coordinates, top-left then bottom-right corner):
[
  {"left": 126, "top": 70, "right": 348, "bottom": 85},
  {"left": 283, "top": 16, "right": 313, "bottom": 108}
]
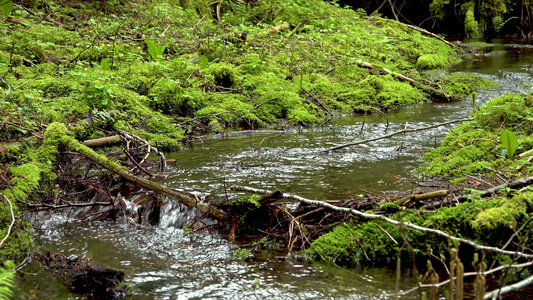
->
[
  {"left": 0, "top": 260, "right": 15, "bottom": 300},
  {"left": 83, "top": 80, "right": 115, "bottom": 109},
  {"left": 199, "top": 55, "right": 208, "bottom": 69},
  {"left": 234, "top": 248, "right": 253, "bottom": 262},
  {"left": 501, "top": 130, "right": 518, "bottom": 159},
  {"left": 472, "top": 193, "right": 533, "bottom": 230},
  {"left": 438, "top": 73, "right": 497, "bottom": 97},
  {"left": 145, "top": 40, "right": 165, "bottom": 62},
  {"left": 100, "top": 58, "right": 110, "bottom": 71},
  {"left": 416, "top": 54, "right": 448, "bottom": 70},
  {"left": 0, "top": 0, "right": 12, "bottom": 18}
]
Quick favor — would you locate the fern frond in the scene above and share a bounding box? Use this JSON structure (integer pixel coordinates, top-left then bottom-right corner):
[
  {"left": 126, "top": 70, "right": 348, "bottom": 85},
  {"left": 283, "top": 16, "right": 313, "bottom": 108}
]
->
[{"left": 0, "top": 261, "right": 15, "bottom": 300}]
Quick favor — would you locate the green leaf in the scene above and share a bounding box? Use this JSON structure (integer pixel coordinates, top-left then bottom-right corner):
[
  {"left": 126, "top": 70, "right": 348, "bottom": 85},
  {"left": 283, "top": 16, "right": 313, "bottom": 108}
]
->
[
  {"left": 145, "top": 40, "right": 164, "bottom": 61},
  {"left": 0, "top": 0, "right": 13, "bottom": 18},
  {"left": 199, "top": 55, "right": 208, "bottom": 69},
  {"left": 501, "top": 130, "right": 518, "bottom": 159},
  {"left": 100, "top": 59, "right": 109, "bottom": 70}
]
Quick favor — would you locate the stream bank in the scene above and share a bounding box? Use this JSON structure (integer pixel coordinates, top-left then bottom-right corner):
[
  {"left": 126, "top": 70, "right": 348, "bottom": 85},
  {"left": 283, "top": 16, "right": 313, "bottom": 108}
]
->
[
  {"left": 2, "top": 0, "right": 533, "bottom": 298},
  {"left": 11, "top": 42, "right": 533, "bottom": 298}
]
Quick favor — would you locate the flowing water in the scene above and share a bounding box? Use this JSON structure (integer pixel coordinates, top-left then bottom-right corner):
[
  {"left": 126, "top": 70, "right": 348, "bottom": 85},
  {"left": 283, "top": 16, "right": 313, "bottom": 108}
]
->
[{"left": 15, "top": 41, "right": 533, "bottom": 299}]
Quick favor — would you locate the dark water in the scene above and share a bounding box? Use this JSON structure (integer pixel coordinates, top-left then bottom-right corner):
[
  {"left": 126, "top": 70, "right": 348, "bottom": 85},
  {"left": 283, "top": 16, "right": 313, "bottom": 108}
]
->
[{"left": 15, "top": 42, "right": 533, "bottom": 299}]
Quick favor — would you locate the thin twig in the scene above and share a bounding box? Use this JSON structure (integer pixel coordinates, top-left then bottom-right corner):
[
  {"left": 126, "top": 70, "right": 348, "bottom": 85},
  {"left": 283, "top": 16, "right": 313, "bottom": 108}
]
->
[
  {"left": 323, "top": 118, "right": 473, "bottom": 152},
  {"left": 0, "top": 193, "right": 16, "bottom": 248}
]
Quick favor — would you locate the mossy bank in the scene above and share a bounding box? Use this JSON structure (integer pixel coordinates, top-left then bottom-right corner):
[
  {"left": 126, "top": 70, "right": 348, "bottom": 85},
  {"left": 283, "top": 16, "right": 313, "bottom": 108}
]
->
[
  {"left": 308, "top": 92, "right": 533, "bottom": 267},
  {"left": 0, "top": 0, "right": 489, "bottom": 261}
]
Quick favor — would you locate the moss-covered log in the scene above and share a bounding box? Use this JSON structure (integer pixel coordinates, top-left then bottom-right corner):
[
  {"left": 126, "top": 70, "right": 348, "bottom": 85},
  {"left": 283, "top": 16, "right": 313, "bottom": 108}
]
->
[{"left": 51, "top": 123, "right": 228, "bottom": 220}]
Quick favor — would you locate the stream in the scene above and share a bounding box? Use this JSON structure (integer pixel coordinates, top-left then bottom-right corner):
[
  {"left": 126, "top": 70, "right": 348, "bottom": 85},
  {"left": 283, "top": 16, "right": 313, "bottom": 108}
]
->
[{"left": 15, "top": 41, "right": 533, "bottom": 299}]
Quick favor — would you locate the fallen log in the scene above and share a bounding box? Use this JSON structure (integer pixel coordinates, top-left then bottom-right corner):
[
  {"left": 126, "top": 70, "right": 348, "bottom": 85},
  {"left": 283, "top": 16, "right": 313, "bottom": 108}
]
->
[{"left": 58, "top": 129, "right": 228, "bottom": 220}]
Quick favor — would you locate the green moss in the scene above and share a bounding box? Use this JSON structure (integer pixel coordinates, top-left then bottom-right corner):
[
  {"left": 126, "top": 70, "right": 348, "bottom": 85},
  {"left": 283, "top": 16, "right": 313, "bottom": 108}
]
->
[
  {"left": 472, "top": 193, "right": 533, "bottom": 230},
  {"left": 440, "top": 73, "right": 498, "bottom": 97},
  {"left": 308, "top": 198, "right": 506, "bottom": 265},
  {"left": 206, "top": 63, "right": 238, "bottom": 88},
  {"left": 0, "top": 219, "right": 33, "bottom": 260},
  {"left": 420, "top": 93, "right": 533, "bottom": 177},
  {"left": 416, "top": 54, "right": 449, "bottom": 70},
  {"left": 464, "top": 3, "right": 480, "bottom": 37},
  {"left": 7, "top": 164, "right": 43, "bottom": 204},
  {"left": 234, "top": 248, "right": 253, "bottom": 262},
  {"left": 307, "top": 221, "right": 402, "bottom": 266}
]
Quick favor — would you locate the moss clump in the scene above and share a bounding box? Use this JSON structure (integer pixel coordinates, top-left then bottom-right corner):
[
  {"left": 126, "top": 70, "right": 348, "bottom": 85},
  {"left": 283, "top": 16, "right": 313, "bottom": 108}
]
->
[
  {"left": 342, "top": 75, "right": 426, "bottom": 110},
  {"left": 307, "top": 221, "right": 401, "bottom": 266},
  {"left": 234, "top": 248, "right": 253, "bottom": 262},
  {"left": 206, "top": 63, "right": 238, "bottom": 88},
  {"left": 307, "top": 197, "right": 510, "bottom": 265},
  {"left": 439, "top": 73, "right": 498, "bottom": 97},
  {"left": 473, "top": 193, "right": 533, "bottom": 230},
  {"left": 416, "top": 54, "right": 449, "bottom": 70},
  {"left": 464, "top": 4, "right": 480, "bottom": 37},
  {"left": 420, "top": 93, "right": 533, "bottom": 177},
  {"left": 6, "top": 164, "right": 44, "bottom": 204}
]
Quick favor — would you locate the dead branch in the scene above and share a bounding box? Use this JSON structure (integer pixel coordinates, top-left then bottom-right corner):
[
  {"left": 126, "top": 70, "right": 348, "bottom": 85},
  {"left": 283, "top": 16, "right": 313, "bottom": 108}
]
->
[
  {"left": 323, "top": 117, "right": 472, "bottom": 152},
  {"left": 118, "top": 130, "right": 166, "bottom": 172},
  {"left": 82, "top": 135, "right": 121, "bottom": 147},
  {"left": 230, "top": 185, "right": 533, "bottom": 258},
  {"left": 355, "top": 60, "right": 461, "bottom": 101},
  {"left": 421, "top": 176, "right": 533, "bottom": 209},
  {"left": 0, "top": 193, "right": 16, "bottom": 248},
  {"left": 395, "top": 190, "right": 448, "bottom": 206},
  {"left": 25, "top": 201, "right": 113, "bottom": 209},
  {"left": 484, "top": 274, "right": 533, "bottom": 299},
  {"left": 61, "top": 135, "right": 228, "bottom": 220},
  {"left": 395, "top": 260, "right": 533, "bottom": 297}
]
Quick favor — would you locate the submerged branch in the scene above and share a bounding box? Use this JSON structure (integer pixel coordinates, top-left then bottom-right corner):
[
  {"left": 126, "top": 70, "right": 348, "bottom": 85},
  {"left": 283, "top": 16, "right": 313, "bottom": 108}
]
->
[
  {"left": 230, "top": 185, "right": 533, "bottom": 258},
  {"left": 323, "top": 117, "right": 472, "bottom": 152},
  {"left": 395, "top": 190, "right": 448, "bottom": 206}
]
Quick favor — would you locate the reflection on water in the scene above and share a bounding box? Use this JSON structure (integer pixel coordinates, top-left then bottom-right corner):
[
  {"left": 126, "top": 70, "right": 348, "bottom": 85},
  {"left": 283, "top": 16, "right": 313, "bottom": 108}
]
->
[{"left": 16, "top": 42, "right": 533, "bottom": 298}]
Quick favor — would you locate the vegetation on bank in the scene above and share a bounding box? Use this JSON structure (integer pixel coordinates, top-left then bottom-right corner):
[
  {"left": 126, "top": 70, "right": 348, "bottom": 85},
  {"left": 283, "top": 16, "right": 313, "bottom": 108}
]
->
[
  {"left": 2, "top": 1, "right": 525, "bottom": 295},
  {"left": 307, "top": 92, "right": 533, "bottom": 268},
  {"left": 0, "top": 0, "right": 473, "bottom": 260}
]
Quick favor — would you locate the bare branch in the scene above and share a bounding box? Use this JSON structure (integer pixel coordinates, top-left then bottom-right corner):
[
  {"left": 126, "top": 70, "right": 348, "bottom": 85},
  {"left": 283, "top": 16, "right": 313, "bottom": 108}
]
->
[
  {"left": 322, "top": 118, "right": 472, "bottom": 152},
  {"left": 484, "top": 274, "right": 533, "bottom": 299},
  {"left": 0, "top": 193, "right": 16, "bottom": 248}
]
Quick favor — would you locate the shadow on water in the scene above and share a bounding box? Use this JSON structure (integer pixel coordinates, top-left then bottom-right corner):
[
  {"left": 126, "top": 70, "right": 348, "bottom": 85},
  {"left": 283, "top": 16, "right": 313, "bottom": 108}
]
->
[{"left": 16, "top": 41, "right": 533, "bottom": 299}]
